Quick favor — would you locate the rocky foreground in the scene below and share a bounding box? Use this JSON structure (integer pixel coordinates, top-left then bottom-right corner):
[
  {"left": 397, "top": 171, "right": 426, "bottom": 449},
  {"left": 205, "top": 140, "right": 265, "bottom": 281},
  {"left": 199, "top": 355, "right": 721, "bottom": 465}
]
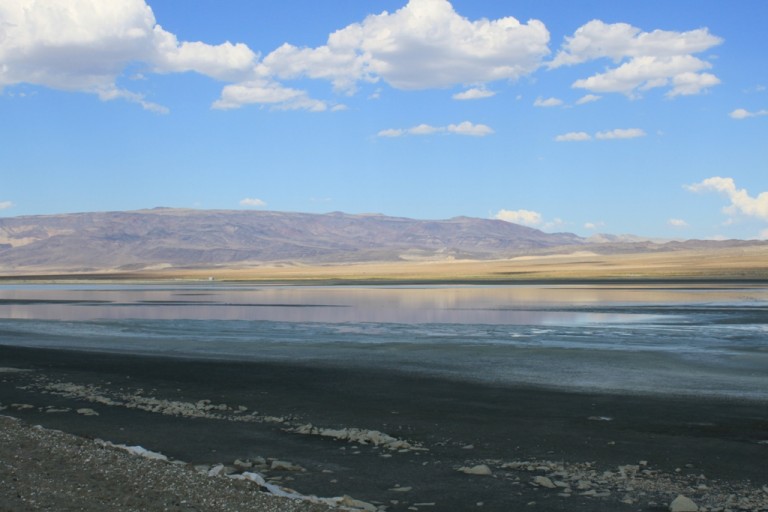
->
[
  {"left": 2, "top": 410, "right": 766, "bottom": 512},
  {"left": 1, "top": 348, "right": 768, "bottom": 512},
  {"left": 0, "top": 414, "right": 335, "bottom": 512}
]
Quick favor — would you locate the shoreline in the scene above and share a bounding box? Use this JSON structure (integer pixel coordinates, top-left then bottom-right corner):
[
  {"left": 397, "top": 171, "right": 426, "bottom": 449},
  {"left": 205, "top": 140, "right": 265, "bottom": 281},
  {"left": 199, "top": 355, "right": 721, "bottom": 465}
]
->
[{"left": 2, "top": 345, "right": 767, "bottom": 511}]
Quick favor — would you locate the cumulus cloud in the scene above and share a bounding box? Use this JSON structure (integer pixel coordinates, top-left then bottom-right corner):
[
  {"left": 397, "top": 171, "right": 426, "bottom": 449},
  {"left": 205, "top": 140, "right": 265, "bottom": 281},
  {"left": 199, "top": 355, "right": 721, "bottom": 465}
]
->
[
  {"left": 575, "top": 94, "right": 601, "bottom": 105},
  {"left": 0, "top": 201, "right": 13, "bottom": 210},
  {"left": 410, "top": 123, "right": 443, "bottom": 135},
  {"left": 0, "top": 0, "right": 257, "bottom": 111},
  {"left": 550, "top": 20, "right": 722, "bottom": 97},
  {"left": 667, "top": 218, "right": 689, "bottom": 228},
  {"left": 686, "top": 177, "right": 768, "bottom": 221},
  {"left": 213, "top": 80, "right": 328, "bottom": 111},
  {"left": 595, "top": 128, "right": 646, "bottom": 140},
  {"left": 219, "top": 0, "right": 550, "bottom": 109},
  {"left": 584, "top": 221, "right": 604, "bottom": 230},
  {"left": 533, "top": 96, "right": 563, "bottom": 107},
  {"left": 730, "top": 108, "right": 768, "bottom": 119},
  {"left": 377, "top": 121, "right": 493, "bottom": 137},
  {"left": 447, "top": 121, "right": 494, "bottom": 136},
  {"left": 494, "top": 209, "right": 542, "bottom": 227},
  {"left": 240, "top": 198, "right": 267, "bottom": 208},
  {"left": 452, "top": 87, "right": 496, "bottom": 100},
  {"left": 555, "top": 131, "right": 592, "bottom": 142},
  {"left": 377, "top": 128, "right": 405, "bottom": 138},
  {"left": 555, "top": 128, "right": 645, "bottom": 141}
]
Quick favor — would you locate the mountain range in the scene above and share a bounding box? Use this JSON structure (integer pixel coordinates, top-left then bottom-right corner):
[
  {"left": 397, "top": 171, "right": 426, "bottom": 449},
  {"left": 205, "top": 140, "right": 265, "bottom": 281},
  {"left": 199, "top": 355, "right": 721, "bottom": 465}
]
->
[{"left": 0, "top": 208, "right": 764, "bottom": 273}]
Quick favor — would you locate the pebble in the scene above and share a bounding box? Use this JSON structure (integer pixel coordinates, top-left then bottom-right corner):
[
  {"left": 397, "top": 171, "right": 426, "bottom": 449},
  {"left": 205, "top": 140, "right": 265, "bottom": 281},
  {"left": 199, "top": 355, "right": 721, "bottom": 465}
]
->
[
  {"left": 459, "top": 464, "right": 493, "bottom": 476},
  {"left": 270, "top": 460, "right": 304, "bottom": 472},
  {"left": 669, "top": 495, "right": 699, "bottom": 512},
  {"left": 533, "top": 476, "right": 557, "bottom": 489}
]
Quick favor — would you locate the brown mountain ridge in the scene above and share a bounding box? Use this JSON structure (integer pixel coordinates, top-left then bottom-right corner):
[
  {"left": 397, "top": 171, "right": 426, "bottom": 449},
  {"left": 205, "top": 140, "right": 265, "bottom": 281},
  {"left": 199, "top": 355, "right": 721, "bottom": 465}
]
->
[{"left": 0, "top": 208, "right": 765, "bottom": 275}]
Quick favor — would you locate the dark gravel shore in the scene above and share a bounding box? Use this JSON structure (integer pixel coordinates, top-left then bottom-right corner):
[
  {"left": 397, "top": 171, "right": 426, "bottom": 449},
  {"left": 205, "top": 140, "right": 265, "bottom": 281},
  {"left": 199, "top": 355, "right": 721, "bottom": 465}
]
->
[{"left": 1, "top": 345, "right": 767, "bottom": 511}]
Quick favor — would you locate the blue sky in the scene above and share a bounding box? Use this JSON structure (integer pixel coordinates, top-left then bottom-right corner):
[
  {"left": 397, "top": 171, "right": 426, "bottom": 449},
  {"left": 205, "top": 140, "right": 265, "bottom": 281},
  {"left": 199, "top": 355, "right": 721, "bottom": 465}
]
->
[{"left": 1, "top": 0, "right": 767, "bottom": 240}]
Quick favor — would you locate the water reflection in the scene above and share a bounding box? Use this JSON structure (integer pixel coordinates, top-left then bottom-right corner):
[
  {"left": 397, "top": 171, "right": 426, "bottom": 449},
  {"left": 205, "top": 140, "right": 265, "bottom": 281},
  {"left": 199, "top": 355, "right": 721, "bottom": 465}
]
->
[{"left": 0, "top": 284, "right": 765, "bottom": 325}]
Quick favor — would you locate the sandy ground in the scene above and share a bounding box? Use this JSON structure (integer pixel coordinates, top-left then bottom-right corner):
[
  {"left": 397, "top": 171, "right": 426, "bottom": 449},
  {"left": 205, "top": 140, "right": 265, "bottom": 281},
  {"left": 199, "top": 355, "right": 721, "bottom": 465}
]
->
[
  {"left": 2, "top": 245, "right": 768, "bottom": 283},
  {"left": 1, "top": 346, "right": 767, "bottom": 512}
]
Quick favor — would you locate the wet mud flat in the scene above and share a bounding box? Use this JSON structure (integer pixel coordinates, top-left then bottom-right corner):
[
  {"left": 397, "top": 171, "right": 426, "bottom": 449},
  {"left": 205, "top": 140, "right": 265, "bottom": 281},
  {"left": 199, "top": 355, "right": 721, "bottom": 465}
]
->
[{"left": 1, "top": 345, "right": 767, "bottom": 512}]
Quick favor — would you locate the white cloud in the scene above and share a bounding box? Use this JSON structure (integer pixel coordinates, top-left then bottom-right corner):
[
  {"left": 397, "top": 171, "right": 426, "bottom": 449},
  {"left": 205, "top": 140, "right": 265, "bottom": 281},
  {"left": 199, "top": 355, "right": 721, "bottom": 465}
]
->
[
  {"left": 410, "top": 123, "right": 442, "bottom": 135},
  {"left": 584, "top": 221, "right": 604, "bottom": 230},
  {"left": 377, "top": 128, "right": 405, "bottom": 138},
  {"left": 212, "top": 80, "right": 327, "bottom": 111},
  {"left": 446, "top": 121, "right": 494, "bottom": 136},
  {"left": 595, "top": 128, "right": 646, "bottom": 140},
  {"left": 555, "top": 131, "right": 591, "bottom": 142},
  {"left": 0, "top": 0, "right": 258, "bottom": 111},
  {"left": 550, "top": 20, "right": 722, "bottom": 98},
  {"left": 686, "top": 176, "right": 768, "bottom": 221},
  {"left": 218, "top": 0, "right": 550, "bottom": 109},
  {"left": 556, "top": 128, "right": 645, "bottom": 141},
  {"left": 377, "top": 121, "right": 493, "bottom": 137},
  {"left": 760, "top": 229, "right": 768, "bottom": 240},
  {"left": 730, "top": 108, "right": 768, "bottom": 119},
  {"left": 575, "top": 94, "right": 601, "bottom": 105},
  {"left": 150, "top": 31, "right": 255, "bottom": 81},
  {"left": 452, "top": 87, "right": 495, "bottom": 100},
  {"left": 494, "top": 209, "right": 542, "bottom": 227},
  {"left": 240, "top": 198, "right": 267, "bottom": 208},
  {"left": 0, "top": 201, "right": 13, "bottom": 210},
  {"left": 667, "top": 218, "right": 689, "bottom": 228},
  {"left": 533, "top": 96, "right": 563, "bottom": 107}
]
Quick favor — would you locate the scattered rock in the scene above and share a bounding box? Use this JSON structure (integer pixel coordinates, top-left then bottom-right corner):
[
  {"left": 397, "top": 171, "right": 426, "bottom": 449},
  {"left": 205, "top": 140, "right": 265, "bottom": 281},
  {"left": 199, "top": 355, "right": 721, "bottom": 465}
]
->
[
  {"left": 207, "top": 464, "right": 226, "bottom": 477},
  {"left": 270, "top": 460, "right": 304, "bottom": 472},
  {"left": 76, "top": 408, "right": 99, "bottom": 416},
  {"left": 338, "top": 495, "right": 377, "bottom": 512},
  {"left": 669, "top": 495, "right": 698, "bottom": 512},
  {"left": 458, "top": 464, "right": 492, "bottom": 476},
  {"left": 291, "top": 423, "right": 425, "bottom": 452},
  {"left": 533, "top": 476, "right": 557, "bottom": 489},
  {"left": 233, "top": 459, "right": 253, "bottom": 471}
]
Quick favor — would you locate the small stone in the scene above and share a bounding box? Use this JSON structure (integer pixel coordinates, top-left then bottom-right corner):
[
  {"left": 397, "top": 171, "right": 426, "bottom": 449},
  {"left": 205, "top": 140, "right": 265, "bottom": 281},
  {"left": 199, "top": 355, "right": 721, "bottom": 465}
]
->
[
  {"left": 207, "top": 464, "right": 226, "bottom": 477},
  {"left": 233, "top": 459, "right": 252, "bottom": 470},
  {"left": 533, "top": 476, "right": 557, "bottom": 489},
  {"left": 459, "top": 464, "right": 492, "bottom": 476},
  {"left": 270, "top": 460, "right": 304, "bottom": 472},
  {"left": 338, "top": 496, "right": 377, "bottom": 512},
  {"left": 669, "top": 495, "right": 699, "bottom": 512}
]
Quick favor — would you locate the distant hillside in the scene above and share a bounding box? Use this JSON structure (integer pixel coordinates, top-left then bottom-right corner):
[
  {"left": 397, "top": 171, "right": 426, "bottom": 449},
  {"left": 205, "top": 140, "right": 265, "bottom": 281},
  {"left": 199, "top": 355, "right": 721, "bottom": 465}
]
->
[{"left": 0, "top": 208, "right": 585, "bottom": 272}]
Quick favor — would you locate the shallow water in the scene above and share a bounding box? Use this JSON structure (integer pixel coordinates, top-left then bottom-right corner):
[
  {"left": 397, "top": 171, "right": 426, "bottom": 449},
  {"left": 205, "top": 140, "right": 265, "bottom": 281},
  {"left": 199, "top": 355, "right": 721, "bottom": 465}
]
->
[{"left": 0, "top": 283, "right": 766, "bottom": 399}]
